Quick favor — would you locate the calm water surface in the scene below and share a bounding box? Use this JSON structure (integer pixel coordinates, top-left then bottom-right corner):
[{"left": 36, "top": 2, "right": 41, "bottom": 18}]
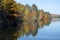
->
[{"left": 17, "top": 18, "right": 60, "bottom": 40}]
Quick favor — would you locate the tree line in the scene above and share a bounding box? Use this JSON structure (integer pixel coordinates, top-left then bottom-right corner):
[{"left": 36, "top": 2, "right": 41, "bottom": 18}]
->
[{"left": 0, "top": 0, "right": 51, "bottom": 40}]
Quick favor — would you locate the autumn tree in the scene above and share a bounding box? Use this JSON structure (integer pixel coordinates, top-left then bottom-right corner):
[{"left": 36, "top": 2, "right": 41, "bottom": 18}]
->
[
  {"left": 17, "top": 3, "right": 25, "bottom": 27},
  {"left": 17, "top": 3, "right": 25, "bottom": 14},
  {"left": 0, "top": 0, "right": 19, "bottom": 27},
  {"left": 32, "top": 4, "right": 38, "bottom": 18},
  {"left": 25, "top": 4, "right": 30, "bottom": 10},
  {"left": 32, "top": 4, "right": 38, "bottom": 13},
  {"left": 0, "top": 0, "right": 20, "bottom": 40},
  {"left": 44, "top": 12, "right": 51, "bottom": 19},
  {"left": 38, "top": 10, "right": 44, "bottom": 20},
  {"left": 44, "top": 12, "right": 51, "bottom": 25}
]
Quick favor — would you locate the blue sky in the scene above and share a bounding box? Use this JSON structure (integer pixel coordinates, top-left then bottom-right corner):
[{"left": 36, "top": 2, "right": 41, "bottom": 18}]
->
[{"left": 15, "top": 0, "right": 60, "bottom": 14}]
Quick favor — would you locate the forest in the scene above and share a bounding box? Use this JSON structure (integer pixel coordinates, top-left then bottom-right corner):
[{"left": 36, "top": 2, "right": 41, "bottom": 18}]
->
[{"left": 0, "top": 0, "right": 51, "bottom": 40}]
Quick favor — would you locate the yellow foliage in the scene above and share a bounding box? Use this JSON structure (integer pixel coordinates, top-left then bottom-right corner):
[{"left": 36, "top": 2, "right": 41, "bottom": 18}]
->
[
  {"left": 24, "top": 9, "right": 29, "bottom": 16},
  {"left": 2, "top": 0, "right": 8, "bottom": 3},
  {"left": 23, "top": 23, "right": 30, "bottom": 33},
  {"left": 13, "top": 13, "right": 19, "bottom": 17},
  {"left": 17, "top": 3, "right": 25, "bottom": 14}
]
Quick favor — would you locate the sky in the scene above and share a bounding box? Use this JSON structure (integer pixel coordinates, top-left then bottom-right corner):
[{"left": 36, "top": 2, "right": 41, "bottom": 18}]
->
[{"left": 15, "top": 0, "right": 60, "bottom": 14}]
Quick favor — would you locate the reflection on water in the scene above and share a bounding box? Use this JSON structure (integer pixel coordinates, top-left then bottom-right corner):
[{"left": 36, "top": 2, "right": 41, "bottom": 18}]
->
[
  {"left": 18, "top": 18, "right": 60, "bottom": 40},
  {"left": 0, "top": 18, "right": 60, "bottom": 40},
  {"left": 18, "top": 18, "right": 51, "bottom": 37}
]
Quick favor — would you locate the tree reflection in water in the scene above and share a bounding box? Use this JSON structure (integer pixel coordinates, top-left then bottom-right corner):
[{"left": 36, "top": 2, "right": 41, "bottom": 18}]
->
[
  {"left": 0, "top": 18, "right": 51, "bottom": 40},
  {"left": 17, "top": 18, "right": 51, "bottom": 39}
]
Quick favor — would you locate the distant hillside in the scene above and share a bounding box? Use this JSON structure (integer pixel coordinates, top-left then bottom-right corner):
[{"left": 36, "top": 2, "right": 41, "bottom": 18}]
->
[{"left": 51, "top": 14, "right": 60, "bottom": 18}]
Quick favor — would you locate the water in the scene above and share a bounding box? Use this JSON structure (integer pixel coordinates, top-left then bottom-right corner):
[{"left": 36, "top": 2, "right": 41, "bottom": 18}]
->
[
  {"left": 1, "top": 18, "right": 59, "bottom": 40},
  {"left": 17, "top": 18, "right": 60, "bottom": 40}
]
